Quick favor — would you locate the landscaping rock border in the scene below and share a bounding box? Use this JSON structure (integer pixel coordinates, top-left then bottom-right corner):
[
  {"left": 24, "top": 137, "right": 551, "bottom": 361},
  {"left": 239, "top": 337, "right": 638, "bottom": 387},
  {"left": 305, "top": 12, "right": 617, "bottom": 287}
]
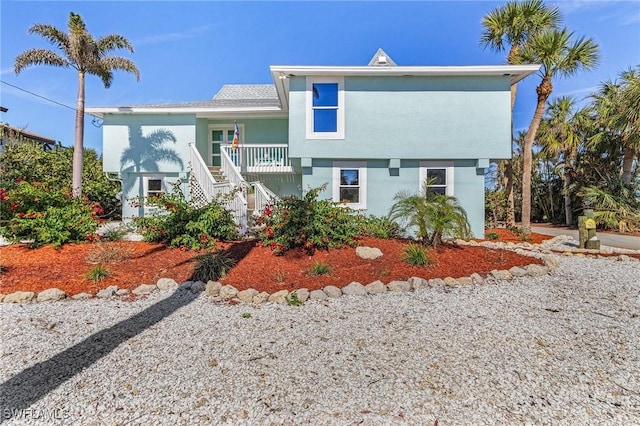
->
[{"left": 2, "top": 235, "right": 637, "bottom": 305}]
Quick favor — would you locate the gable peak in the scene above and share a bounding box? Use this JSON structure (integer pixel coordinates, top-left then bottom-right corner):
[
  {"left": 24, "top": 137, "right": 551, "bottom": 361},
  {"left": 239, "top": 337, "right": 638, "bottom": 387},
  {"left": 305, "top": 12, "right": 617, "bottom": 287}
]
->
[{"left": 368, "top": 48, "right": 397, "bottom": 67}]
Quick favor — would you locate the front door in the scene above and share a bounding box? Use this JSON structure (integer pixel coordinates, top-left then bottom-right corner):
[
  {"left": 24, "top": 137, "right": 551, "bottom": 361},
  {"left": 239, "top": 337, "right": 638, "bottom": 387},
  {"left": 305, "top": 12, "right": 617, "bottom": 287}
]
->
[{"left": 210, "top": 127, "right": 235, "bottom": 166}]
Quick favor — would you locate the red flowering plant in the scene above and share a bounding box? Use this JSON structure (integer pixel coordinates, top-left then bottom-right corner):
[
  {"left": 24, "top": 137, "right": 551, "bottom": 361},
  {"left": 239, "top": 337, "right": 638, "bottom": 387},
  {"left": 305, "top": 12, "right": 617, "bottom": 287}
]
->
[
  {"left": 0, "top": 181, "right": 101, "bottom": 247},
  {"left": 131, "top": 184, "right": 240, "bottom": 250},
  {"left": 256, "top": 184, "right": 361, "bottom": 256}
]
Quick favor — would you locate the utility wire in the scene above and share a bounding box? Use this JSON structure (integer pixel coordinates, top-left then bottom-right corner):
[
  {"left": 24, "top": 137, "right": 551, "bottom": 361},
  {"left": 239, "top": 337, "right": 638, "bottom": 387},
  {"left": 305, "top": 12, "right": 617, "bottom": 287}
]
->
[{"left": 1, "top": 80, "right": 101, "bottom": 120}]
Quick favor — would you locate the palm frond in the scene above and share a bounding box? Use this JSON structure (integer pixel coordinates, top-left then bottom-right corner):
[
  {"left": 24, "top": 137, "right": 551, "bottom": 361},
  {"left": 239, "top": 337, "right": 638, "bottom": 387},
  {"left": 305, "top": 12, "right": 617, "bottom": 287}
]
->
[{"left": 14, "top": 49, "right": 69, "bottom": 74}]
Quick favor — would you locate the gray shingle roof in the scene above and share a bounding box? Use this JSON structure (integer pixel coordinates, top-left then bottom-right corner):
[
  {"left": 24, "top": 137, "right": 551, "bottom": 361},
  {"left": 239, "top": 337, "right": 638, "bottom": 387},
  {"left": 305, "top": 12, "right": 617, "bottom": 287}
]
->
[{"left": 122, "top": 84, "right": 280, "bottom": 109}]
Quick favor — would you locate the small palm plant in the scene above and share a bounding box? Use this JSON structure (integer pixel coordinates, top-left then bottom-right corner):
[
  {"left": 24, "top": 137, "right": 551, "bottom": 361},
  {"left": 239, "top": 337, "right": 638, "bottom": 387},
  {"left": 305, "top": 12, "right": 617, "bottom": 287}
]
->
[{"left": 389, "top": 179, "right": 471, "bottom": 248}]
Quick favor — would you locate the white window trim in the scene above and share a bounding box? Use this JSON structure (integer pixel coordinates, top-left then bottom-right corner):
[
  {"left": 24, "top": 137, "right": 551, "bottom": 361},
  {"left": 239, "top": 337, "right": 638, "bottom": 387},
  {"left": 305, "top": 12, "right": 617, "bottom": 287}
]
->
[
  {"left": 306, "top": 77, "right": 345, "bottom": 140},
  {"left": 332, "top": 161, "right": 366, "bottom": 209},
  {"left": 419, "top": 161, "right": 454, "bottom": 196},
  {"left": 143, "top": 174, "right": 167, "bottom": 198}
]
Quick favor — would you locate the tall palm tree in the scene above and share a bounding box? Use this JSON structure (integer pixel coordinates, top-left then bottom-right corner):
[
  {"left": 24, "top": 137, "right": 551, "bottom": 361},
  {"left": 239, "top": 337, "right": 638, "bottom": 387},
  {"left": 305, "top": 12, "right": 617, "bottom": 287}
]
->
[
  {"left": 480, "top": 0, "right": 562, "bottom": 226},
  {"left": 14, "top": 12, "right": 140, "bottom": 197},
  {"left": 537, "top": 96, "right": 590, "bottom": 225},
  {"left": 590, "top": 67, "right": 640, "bottom": 185},
  {"left": 516, "top": 28, "right": 600, "bottom": 232}
]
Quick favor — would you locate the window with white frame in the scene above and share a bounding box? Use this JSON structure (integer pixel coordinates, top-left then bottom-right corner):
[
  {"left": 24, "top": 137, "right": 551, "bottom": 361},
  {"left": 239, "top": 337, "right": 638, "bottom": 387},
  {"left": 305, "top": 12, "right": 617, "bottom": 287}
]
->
[
  {"left": 419, "top": 161, "right": 454, "bottom": 196},
  {"left": 143, "top": 175, "right": 166, "bottom": 200},
  {"left": 333, "top": 161, "right": 366, "bottom": 209},
  {"left": 307, "top": 77, "right": 345, "bottom": 139}
]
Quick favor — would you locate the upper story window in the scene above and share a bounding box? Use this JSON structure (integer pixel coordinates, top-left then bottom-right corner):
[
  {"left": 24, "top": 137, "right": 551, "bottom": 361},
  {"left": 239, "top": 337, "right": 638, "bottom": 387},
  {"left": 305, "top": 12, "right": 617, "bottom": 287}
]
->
[
  {"left": 419, "top": 161, "right": 454, "bottom": 197},
  {"left": 306, "top": 77, "right": 344, "bottom": 139}
]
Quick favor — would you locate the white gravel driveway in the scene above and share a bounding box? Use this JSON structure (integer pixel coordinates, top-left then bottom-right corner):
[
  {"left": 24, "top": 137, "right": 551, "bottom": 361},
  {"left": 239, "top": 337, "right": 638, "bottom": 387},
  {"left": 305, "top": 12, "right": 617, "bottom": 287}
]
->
[{"left": 1, "top": 255, "right": 639, "bottom": 425}]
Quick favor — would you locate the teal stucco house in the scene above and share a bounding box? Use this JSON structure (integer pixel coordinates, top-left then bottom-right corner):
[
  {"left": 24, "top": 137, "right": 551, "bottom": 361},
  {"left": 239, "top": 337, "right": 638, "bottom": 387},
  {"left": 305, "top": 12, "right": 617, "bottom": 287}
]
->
[{"left": 87, "top": 49, "right": 538, "bottom": 238}]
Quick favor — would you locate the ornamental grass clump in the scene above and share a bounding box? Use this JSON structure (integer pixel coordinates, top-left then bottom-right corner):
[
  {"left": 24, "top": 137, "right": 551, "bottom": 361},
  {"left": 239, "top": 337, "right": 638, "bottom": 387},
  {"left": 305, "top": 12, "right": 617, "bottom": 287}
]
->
[
  {"left": 85, "top": 264, "right": 110, "bottom": 282},
  {"left": 308, "top": 261, "right": 332, "bottom": 276},
  {"left": 191, "top": 251, "right": 237, "bottom": 282},
  {"left": 402, "top": 244, "right": 433, "bottom": 267},
  {"left": 256, "top": 184, "right": 360, "bottom": 255}
]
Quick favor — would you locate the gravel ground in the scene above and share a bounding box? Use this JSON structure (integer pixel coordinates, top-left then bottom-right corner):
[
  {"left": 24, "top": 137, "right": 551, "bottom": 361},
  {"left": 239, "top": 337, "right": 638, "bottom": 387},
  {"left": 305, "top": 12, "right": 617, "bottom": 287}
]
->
[{"left": 1, "top": 255, "right": 639, "bottom": 425}]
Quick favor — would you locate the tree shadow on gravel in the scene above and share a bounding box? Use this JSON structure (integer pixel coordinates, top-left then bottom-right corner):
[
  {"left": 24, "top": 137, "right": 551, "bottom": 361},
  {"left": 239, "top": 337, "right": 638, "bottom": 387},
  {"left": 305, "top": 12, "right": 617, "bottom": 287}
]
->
[{"left": 0, "top": 289, "right": 198, "bottom": 423}]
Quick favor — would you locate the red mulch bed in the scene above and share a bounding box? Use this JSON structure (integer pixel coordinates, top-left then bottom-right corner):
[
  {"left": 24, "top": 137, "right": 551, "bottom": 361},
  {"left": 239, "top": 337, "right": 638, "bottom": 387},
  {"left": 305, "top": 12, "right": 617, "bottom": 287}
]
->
[
  {"left": 484, "top": 228, "right": 551, "bottom": 244},
  {"left": 0, "top": 233, "right": 547, "bottom": 297}
]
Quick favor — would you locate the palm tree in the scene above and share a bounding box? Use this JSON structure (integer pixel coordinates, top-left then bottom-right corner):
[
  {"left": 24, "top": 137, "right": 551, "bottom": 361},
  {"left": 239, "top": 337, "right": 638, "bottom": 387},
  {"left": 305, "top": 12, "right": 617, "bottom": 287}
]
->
[
  {"left": 14, "top": 12, "right": 140, "bottom": 197},
  {"left": 590, "top": 67, "right": 640, "bottom": 185},
  {"left": 480, "top": 0, "right": 562, "bottom": 226},
  {"left": 389, "top": 181, "right": 471, "bottom": 248},
  {"left": 537, "top": 96, "right": 590, "bottom": 225},
  {"left": 516, "top": 28, "right": 600, "bottom": 232}
]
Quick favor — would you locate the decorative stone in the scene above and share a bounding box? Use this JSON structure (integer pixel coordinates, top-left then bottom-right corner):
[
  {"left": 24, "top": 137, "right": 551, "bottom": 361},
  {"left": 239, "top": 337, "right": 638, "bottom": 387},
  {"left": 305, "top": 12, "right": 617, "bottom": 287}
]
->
[
  {"left": 490, "top": 270, "right": 512, "bottom": 280},
  {"left": 408, "top": 277, "right": 428, "bottom": 290},
  {"left": 219, "top": 285, "right": 238, "bottom": 300},
  {"left": 342, "top": 282, "right": 367, "bottom": 296},
  {"left": 508, "top": 266, "right": 528, "bottom": 277},
  {"left": 294, "top": 288, "right": 310, "bottom": 303},
  {"left": 470, "top": 273, "right": 485, "bottom": 285},
  {"left": 428, "top": 278, "right": 446, "bottom": 287},
  {"left": 253, "top": 292, "right": 270, "bottom": 304},
  {"left": 388, "top": 280, "right": 411, "bottom": 292},
  {"left": 309, "top": 290, "right": 328, "bottom": 301},
  {"left": 72, "top": 292, "right": 91, "bottom": 300},
  {"left": 543, "top": 256, "right": 560, "bottom": 271},
  {"left": 457, "top": 277, "right": 473, "bottom": 286},
  {"left": 96, "top": 286, "right": 118, "bottom": 298},
  {"left": 179, "top": 281, "right": 193, "bottom": 291},
  {"left": 190, "top": 281, "right": 206, "bottom": 293},
  {"left": 0, "top": 294, "right": 4, "bottom": 303},
  {"left": 116, "top": 289, "right": 130, "bottom": 296},
  {"left": 132, "top": 284, "right": 156, "bottom": 295},
  {"left": 355, "top": 246, "right": 383, "bottom": 260},
  {"left": 526, "top": 264, "right": 548, "bottom": 277},
  {"left": 617, "top": 255, "right": 631, "bottom": 262},
  {"left": 237, "top": 289, "right": 258, "bottom": 303},
  {"left": 443, "top": 277, "right": 458, "bottom": 286},
  {"left": 269, "top": 290, "right": 289, "bottom": 303},
  {"left": 4, "top": 291, "right": 35, "bottom": 303},
  {"left": 323, "top": 286, "right": 342, "bottom": 298},
  {"left": 36, "top": 288, "right": 66, "bottom": 302},
  {"left": 205, "top": 281, "right": 222, "bottom": 297},
  {"left": 156, "top": 278, "right": 179, "bottom": 290},
  {"left": 365, "top": 280, "right": 387, "bottom": 294}
]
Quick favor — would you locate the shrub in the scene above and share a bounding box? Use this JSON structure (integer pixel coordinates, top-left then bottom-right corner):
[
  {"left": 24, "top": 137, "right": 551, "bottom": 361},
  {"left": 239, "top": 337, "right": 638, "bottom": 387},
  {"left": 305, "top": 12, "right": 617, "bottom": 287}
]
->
[
  {"left": 1, "top": 181, "right": 101, "bottom": 247},
  {"left": 390, "top": 180, "right": 471, "bottom": 248},
  {"left": 85, "top": 265, "right": 110, "bottom": 282},
  {"left": 402, "top": 244, "right": 432, "bottom": 267},
  {"left": 486, "top": 231, "right": 499, "bottom": 240},
  {"left": 357, "top": 215, "right": 401, "bottom": 239},
  {"left": 308, "top": 261, "right": 332, "bottom": 276},
  {"left": 256, "top": 184, "right": 360, "bottom": 255},
  {"left": 191, "top": 251, "right": 237, "bottom": 282},
  {"left": 132, "top": 186, "right": 240, "bottom": 250}
]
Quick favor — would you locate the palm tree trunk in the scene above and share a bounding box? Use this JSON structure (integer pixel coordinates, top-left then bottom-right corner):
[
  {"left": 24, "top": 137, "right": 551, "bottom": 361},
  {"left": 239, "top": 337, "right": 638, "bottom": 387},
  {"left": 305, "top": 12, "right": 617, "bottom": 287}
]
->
[
  {"left": 621, "top": 146, "right": 636, "bottom": 185},
  {"left": 522, "top": 78, "right": 551, "bottom": 232},
  {"left": 504, "top": 159, "right": 515, "bottom": 225},
  {"left": 72, "top": 71, "right": 85, "bottom": 197},
  {"left": 563, "top": 172, "right": 572, "bottom": 226}
]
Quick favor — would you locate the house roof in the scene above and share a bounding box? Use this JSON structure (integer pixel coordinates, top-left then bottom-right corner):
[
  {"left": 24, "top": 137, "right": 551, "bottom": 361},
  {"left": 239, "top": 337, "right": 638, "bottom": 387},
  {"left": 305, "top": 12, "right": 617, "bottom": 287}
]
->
[
  {"left": 86, "top": 52, "right": 540, "bottom": 117},
  {"left": 0, "top": 123, "right": 57, "bottom": 146}
]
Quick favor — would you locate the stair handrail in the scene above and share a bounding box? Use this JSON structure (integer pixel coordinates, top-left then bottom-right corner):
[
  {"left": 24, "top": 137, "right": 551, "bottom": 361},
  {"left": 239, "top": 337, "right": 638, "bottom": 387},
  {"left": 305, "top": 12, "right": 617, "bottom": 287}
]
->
[
  {"left": 220, "top": 145, "right": 249, "bottom": 192},
  {"left": 250, "top": 181, "right": 279, "bottom": 215}
]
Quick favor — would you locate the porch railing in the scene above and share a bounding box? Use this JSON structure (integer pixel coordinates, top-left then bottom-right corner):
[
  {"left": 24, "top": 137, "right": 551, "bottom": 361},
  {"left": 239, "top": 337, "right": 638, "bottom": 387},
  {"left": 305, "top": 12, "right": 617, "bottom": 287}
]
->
[
  {"left": 222, "top": 144, "right": 292, "bottom": 173},
  {"left": 189, "top": 143, "right": 247, "bottom": 231},
  {"left": 250, "top": 181, "right": 278, "bottom": 215}
]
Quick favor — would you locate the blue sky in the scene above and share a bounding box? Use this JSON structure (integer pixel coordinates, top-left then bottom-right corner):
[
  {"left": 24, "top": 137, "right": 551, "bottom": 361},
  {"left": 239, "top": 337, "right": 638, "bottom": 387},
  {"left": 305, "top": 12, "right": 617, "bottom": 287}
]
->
[{"left": 1, "top": 1, "right": 639, "bottom": 154}]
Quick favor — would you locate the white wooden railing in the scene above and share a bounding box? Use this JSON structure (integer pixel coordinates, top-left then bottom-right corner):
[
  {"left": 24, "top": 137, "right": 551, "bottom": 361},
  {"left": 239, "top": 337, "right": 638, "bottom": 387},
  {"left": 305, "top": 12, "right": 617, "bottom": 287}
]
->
[
  {"left": 222, "top": 144, "right": 292, "bottom": 173},
  {"left": 189, "top": 143, "right": 247, "bottom": 232},
  {"left": 250, "top": 181, "right": 278, "bottom": 215},
  {"left": 220, "top": 144, "right": 249, "bottom": 191}
]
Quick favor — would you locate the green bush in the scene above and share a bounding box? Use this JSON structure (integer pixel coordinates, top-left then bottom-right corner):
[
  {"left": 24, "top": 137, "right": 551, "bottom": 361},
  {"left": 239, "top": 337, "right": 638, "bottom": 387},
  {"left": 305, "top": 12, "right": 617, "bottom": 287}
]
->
[
  {"left": 191, "top": 251, "right": 237, "bottom": 282},
  {"left": 0, "top": 141, "right": 120, "bottom": 220},
  {"left": 486, "top": 231, "right": 499, "bottom": 240},
  {"left": 85, "top": 264, "right": 110, "bottom": 282},
  {"left": 357, "top": 215, "right": 401, "bottom": 239},
  {"left": 402, "top": 244, "right": 432, "bottom": 267},
  {"left": 1, "top": 181, "right": 101, "bottom": 247},
  {"left": 256, "top": 184, "right": 360, "bottom": 255},
  {"left": 132, "top": 186, "right": 240, "bottom": 249}
]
